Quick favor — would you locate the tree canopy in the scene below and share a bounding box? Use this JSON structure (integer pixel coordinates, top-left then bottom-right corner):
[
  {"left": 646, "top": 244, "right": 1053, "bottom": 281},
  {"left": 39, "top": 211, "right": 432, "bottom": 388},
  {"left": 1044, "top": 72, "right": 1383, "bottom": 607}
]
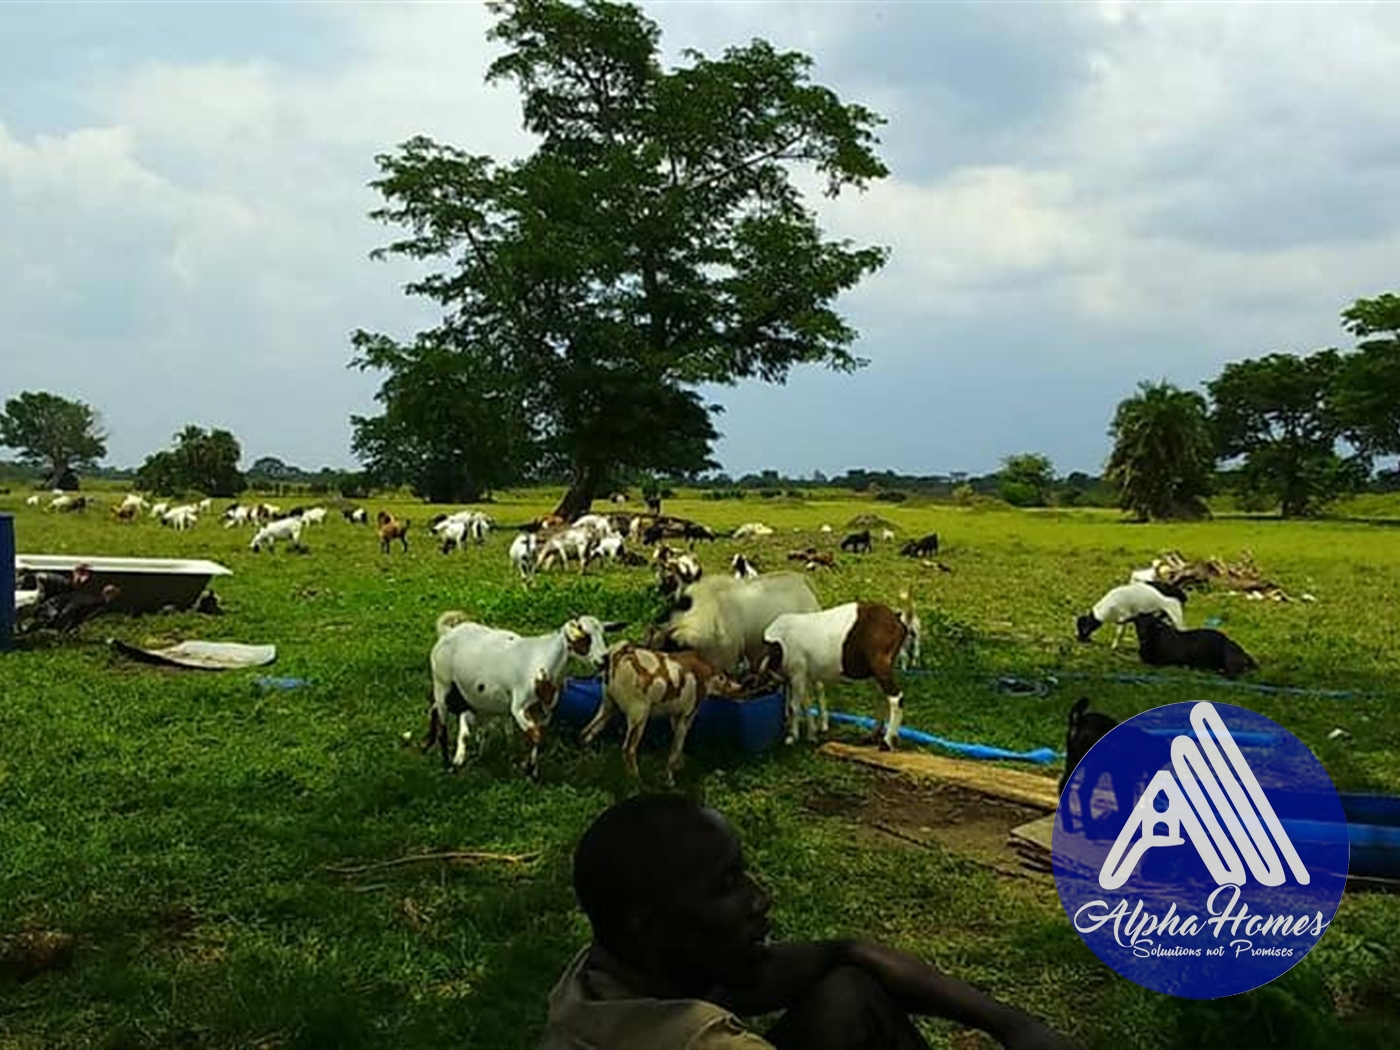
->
[
  {"left": 1331, "top": 292, "right": 1400, "bottom": 465},
  {"left": 137, "top": 425, "right": 247, "bottom": 498},
  {"left": 351, "top": 0, "right": 890, "bottom": 516},
  {"left": 1207, "top": 350, "right": 1361, "bottom": 518},
  {"left": 0, "top": 391, "right": 107, "bottom": 489},
  {"left": 998, "top": 452, "right": 1055, "bottom": 507},
  {"left": 1104, "top": 380, "right": 1214, "bottom": 521}
]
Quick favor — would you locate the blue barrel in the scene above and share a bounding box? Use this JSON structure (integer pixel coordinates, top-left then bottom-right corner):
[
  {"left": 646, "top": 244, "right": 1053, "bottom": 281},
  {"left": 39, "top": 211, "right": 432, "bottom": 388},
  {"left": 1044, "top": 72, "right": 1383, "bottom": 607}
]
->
[{"left": 556, "top": 676, "right": 788, "bottom": 755}]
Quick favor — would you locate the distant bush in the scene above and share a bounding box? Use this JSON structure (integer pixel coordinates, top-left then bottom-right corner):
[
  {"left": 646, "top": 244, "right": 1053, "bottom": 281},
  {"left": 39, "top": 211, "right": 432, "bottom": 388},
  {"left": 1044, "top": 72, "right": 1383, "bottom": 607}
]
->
[
  {"left": 874, "top": 490, "right": 908, "bottom": 503},
  {"left": 952, "top": 483, "right": 975, "bottom": 506},
  {"left": 759, "top": 488, "right": 783, "bottom": 499},
  {"left": 702, "top": 488, "right": 747, "bottom": 501}
]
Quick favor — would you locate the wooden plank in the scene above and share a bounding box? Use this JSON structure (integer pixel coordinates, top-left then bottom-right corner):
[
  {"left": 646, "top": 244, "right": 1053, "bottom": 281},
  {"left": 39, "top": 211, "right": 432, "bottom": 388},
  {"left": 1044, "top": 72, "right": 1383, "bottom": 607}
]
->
[
  {"left": 818, "top": 742, "right": 1062, "bottom": 812},
  {"left": 1009, "top": 814, "right": 1057, "bottom": 854}
]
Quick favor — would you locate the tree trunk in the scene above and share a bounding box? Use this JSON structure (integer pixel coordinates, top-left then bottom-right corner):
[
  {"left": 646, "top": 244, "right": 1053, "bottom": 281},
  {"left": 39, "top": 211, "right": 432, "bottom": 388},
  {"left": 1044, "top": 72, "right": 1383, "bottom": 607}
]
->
[{"left": 553, "top": 462, "right": 605, "bottom": 521}]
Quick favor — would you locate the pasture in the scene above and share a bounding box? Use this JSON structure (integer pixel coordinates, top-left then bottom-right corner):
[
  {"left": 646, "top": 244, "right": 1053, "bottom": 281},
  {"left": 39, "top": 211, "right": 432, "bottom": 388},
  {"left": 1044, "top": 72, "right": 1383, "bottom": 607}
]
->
[{"left": 2, "top": 490, "right": 1398, "bottom": 1050}]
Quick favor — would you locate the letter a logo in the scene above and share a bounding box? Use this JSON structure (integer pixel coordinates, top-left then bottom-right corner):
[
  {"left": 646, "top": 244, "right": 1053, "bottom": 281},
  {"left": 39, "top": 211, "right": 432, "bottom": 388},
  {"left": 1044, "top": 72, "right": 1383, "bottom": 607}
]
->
[{"left": 1051, "top": 701, "right": 1348, "bottom": 999}]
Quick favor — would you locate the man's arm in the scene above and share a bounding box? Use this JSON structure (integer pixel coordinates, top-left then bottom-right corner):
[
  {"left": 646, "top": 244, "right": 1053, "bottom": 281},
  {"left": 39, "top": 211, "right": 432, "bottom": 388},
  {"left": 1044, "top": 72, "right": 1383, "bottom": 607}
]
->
[
  {"left": 709, "top": 939, "right": 1081, "bottom": 1050},
  {"left": 842, "top": 940, "right": 1082, "bottom": 1050}
]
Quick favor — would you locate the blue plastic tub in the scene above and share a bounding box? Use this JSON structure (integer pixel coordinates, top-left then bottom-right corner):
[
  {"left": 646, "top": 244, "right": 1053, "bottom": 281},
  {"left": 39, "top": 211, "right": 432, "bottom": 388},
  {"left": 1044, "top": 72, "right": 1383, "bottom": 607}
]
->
[{"left": 555, "top": 676, "right": 788, "bottom": 755}]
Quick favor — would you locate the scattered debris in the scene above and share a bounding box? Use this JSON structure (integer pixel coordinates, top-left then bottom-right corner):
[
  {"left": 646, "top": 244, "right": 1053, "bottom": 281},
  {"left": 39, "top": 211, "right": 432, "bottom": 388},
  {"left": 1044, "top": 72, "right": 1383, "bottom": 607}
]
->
[
  {"left": 110, "top": 639, "right": 277, "bottom": 670},
  {"left": 1327, "top": 727, "right": 1353, "bottom": 742},
  {"left": 1153, "top": 549, "right": 1297, "bottom": 601}
]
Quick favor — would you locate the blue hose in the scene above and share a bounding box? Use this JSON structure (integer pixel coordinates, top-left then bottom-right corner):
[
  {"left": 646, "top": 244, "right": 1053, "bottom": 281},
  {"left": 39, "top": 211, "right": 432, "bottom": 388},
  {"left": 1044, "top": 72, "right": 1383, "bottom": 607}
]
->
[{"left": 816, "top": 709, "right": 1061, "bottom": 765}]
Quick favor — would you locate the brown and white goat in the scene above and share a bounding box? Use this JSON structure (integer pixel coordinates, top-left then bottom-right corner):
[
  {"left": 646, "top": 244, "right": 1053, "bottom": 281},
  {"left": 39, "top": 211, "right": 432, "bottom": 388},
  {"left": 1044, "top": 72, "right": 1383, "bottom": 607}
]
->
[
  {"left": 581, "top": 643, "right": 733, "bottom": 786},
  {"left": 760, "top": 602, "right": 909, "bottom": 748},
  {"left": 378, "top": 512, "right": 411, "bottom": 554}
]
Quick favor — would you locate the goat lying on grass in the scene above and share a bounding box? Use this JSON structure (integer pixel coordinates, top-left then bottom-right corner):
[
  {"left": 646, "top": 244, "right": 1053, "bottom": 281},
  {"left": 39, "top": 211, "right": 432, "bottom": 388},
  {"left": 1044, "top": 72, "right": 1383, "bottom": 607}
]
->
[
  {"left": 580, "top": 643, "right": 735, "bottom": 786},
  {"left": 761, "top": 601, "right": 909, "bottom": 748},
  {"left": 424, "top": 611, "right": 623, "bottom": 778},
  {"left": 1129, "top": 612, "right": 1258, "bottom": 679}
]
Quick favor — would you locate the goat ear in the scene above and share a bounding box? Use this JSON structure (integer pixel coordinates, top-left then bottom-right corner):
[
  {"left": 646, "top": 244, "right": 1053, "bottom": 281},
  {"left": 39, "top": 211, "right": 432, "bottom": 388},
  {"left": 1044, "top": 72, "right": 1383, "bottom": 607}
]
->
[{"left": 602, "top": 620, "right": 629, "bottom": 634}]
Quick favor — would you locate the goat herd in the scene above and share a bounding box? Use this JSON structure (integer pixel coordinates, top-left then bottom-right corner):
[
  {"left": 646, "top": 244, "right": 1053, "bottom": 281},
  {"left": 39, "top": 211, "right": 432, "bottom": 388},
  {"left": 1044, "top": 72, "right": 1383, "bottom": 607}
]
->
[{"left": 17, "top": 491, "right": 1265, "bottom": 792}]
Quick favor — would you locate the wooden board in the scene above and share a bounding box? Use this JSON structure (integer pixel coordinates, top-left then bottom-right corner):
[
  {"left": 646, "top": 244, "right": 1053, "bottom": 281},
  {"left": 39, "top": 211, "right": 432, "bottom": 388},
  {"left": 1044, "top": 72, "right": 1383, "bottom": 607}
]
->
[{"left": 818, "top": 742, "right": 1062, "bottom": 812}]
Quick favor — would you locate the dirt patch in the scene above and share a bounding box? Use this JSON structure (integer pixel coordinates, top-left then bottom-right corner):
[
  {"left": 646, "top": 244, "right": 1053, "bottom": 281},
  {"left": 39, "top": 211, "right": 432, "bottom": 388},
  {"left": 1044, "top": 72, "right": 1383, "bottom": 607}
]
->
[{"left": 805, "top": 770, "right": 1048, "bottom": 876}]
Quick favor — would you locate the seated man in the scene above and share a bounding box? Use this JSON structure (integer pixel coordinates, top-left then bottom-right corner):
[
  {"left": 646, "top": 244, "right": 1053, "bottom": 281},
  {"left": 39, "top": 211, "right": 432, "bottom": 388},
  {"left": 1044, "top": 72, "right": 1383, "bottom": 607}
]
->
[{"left": 540, "top": 794, "right": 1084, "bottom": 1050}]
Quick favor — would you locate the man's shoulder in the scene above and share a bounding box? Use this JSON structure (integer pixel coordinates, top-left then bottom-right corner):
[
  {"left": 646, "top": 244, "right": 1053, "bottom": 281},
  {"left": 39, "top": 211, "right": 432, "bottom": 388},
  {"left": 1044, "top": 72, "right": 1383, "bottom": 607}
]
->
[{"left": 538, "top": 945, "right": 775, "bottom": 1050}]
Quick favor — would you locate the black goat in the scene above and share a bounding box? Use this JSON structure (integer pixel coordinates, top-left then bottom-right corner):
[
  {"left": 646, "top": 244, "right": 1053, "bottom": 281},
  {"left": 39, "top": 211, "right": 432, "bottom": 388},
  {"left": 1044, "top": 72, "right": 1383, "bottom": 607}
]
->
[
  {"left": 900, "top": 532, "right": 939, "bottom": 557},
  {"left": 840, "top": 529, "right": 872, "bottom": 553},
  {"left": 1058, "top": 697, "right": 1173, "bottom": 840},
  {"left": 1129, "top": 612, "right": 1258, "bottom": 678}
]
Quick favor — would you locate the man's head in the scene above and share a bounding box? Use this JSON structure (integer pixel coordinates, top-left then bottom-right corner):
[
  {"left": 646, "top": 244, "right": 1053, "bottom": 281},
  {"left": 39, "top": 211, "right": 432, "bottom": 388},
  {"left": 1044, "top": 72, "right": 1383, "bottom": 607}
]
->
[{"left": 572, "top": 794, "right": 771, "bottom": 993}]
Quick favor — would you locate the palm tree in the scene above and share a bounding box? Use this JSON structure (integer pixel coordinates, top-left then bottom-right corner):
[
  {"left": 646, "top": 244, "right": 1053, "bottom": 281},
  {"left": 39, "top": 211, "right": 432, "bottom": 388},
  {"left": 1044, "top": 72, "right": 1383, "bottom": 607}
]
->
[{"left": 1104, "top": 381, "right": 1215, "bottom": 521}]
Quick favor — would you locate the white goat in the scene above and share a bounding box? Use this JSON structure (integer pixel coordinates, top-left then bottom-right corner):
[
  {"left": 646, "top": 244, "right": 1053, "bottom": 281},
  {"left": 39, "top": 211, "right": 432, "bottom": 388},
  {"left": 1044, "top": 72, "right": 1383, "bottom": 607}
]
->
[
  {"left": 1076, "top": 581, "right": 1186, "bottom": 650},
  {"left": 732, "top": 522, "right": 774, "bottom": 540},
  {"left": 149, "top": 501, "right": 170, "bottom": 519},
  {"left": 509, "top": 532, "right": 539, "bottom": 583},
  {"left": 300, "top": 507, "right": 328, "bottom": 526},
  {"left": 161, "top": 505, "right": 199, "bottom": 531},
  {"left": 24, "top": 495, "right": 40, "bottom": 506},
  {"left": 1129, "top": 558, "right": 1165, "bottom": 585},
  {"left": 731, "top": 553, "right": 759, "bottom": 580},
  {"left": 223, "top": 505, "right": 253, "bottom": 528},
  {"left": 880, "top": 528, "right": 897, "bottom": 542},
  {"left": 537, "top": 526, "right": 595, "bottom": 573},
  {"left": 647, "top": 571, "right": 820, "bottom": 676},
  {"left": 249, "top": 516, "right": 306, "bottom": 552},
  {"left": 762, "top": 601, "right": 910, "bottom": 748},
  {"left": 425, "top": 612, "right": 620, "bottom": 776}
]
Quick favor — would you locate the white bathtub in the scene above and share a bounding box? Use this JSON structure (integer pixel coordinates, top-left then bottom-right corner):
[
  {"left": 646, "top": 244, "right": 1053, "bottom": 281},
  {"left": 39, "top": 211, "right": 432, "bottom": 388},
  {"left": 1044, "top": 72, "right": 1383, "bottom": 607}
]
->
[{"left": 15, "top": 555, "right": 232, "bottom": 614}]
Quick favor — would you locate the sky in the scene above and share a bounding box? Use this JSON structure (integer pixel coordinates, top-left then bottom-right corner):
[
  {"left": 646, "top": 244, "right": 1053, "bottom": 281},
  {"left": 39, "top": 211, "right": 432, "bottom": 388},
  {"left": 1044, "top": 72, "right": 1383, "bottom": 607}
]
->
[{"left": 3, "top": 1, "right": 1399, "bottom": 480}]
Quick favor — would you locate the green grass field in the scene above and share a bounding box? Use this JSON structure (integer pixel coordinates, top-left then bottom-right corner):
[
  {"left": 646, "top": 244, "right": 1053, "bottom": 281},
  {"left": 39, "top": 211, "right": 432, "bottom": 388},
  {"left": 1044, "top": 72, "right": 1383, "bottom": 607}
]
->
[{"left": 2, "top": 489, "right": 1398, "bottom": 1049}]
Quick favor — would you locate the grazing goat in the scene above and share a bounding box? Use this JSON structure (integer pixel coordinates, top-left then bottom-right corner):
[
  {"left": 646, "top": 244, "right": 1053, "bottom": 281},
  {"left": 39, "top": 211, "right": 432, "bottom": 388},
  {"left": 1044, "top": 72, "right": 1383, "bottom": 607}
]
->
[
  {"left": 424, "top": 612, "right": 623, "bottom": 777},
  {"left": 731, "top": 553, "right": 759, "bottom": 580},
  {"left": 25, "top": 494, "right": 41, "bottom": 506},
  {"left": 250, "top": 516, "right": 307, "bottom": 553},
  {"left": 840, "top": 529, "right": 872, "bottom": 554},
  {"left": 761, "top": 602, "right": 909, "bottom": 748},
  {"left": 149, "top": 501, "right": 170, "bottom": 519},
  {"left": 161, "top": 505, "right": 198, "bottom": 531},
  {"left": 647, "top": 571, "right": 820, "bottom": 678},
  {"left": 1076, "top": 581, "right": 1185, "bottom": 650},
  {"left": 880, "top": 528, "right": 896, "bottom": 542},
  {"left": 654, "top": 545, "right": 703, "bottom": 595},
  {"left": 732, "top": 522, "right": 774, "bottom": 540},
  {"left": 1129, "top": 613, "right": 1258, "bottom": 679},
  {"left": 342, "top": 506, "right": 367, "bottom": 524},
  {"left": 509, "top": 532, "right": 538, "bottom": 582},
  {"left": 378, "top": 514, "right": 411, "bottom": 554},
  {"left": 438, "top": 518, "right": 470, "bottom": 554},
  {"left": 581, "top": 643, "right": 733, "bottom": 786},
  {"left": 1058, "top": 697, "right": 1173, "bottom": 840},
  {"left": 111, "top": 503, "right": 138, "bottom": 522},
  {"left": 537, "top": 525, "right": 595, "bottom": 573},
  {"left": 787, "top": 547, "right": 835, "bottom": 570},
  {"left": 300, "top": 507, "right": 328, "bottom": 526},
  {"left": 900, "top": 533, "right": 939, "bottom": 557}
]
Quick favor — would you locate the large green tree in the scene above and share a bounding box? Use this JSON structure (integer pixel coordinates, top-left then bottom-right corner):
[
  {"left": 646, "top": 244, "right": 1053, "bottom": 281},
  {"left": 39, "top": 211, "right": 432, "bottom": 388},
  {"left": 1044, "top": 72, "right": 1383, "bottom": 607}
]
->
[
  {"left": 1331, "top": 292, "right": 1400, "bottom": 464},
  {"left": 1207, "top": 351, "right": 1360, "bottom": 517},
  {"left": 1104, "top": 380, "right": 1214, "bottom": 521},
  {"left": 998, "top": 452, "right": 1055, "bottom": 507},
  {"left": 0, "top": 390, "right": 108, "bottom": 489},
  {"left": 137, "top": 425, "right": 246, "bottom": 498},
  {"left": 351, "top": 0, "right": 889, "bottom": 518}
]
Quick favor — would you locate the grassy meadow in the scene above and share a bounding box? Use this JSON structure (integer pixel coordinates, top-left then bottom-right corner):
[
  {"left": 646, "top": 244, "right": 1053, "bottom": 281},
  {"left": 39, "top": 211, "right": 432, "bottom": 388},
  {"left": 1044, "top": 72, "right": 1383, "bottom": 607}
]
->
[{"left": 2, "top": 487, "right": 1399, "bottom": 1049}]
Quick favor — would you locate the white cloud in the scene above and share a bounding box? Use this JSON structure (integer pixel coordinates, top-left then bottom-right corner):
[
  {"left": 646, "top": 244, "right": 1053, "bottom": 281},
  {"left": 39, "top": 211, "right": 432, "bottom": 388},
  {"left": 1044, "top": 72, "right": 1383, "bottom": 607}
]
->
[{"left": 1, "top": 1, "right": 1399, "bottom": 475}]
